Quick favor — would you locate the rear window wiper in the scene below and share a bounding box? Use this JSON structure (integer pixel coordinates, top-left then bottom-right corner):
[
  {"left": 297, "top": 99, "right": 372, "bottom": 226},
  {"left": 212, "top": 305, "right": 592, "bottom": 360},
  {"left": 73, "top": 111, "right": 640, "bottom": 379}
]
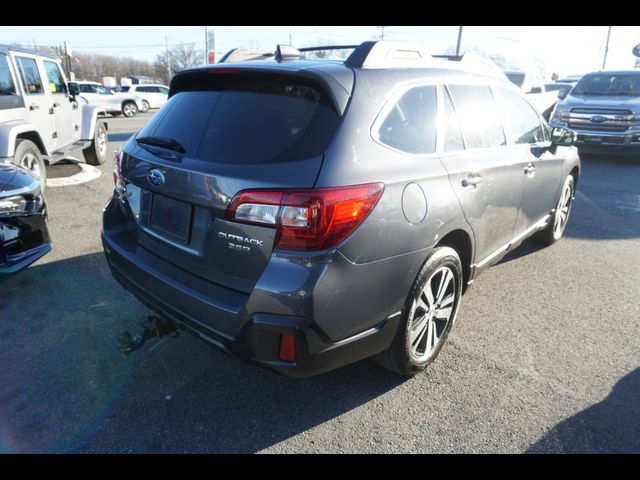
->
[{"left": 136, "top": 136, "right": 186, "bottom": 154}]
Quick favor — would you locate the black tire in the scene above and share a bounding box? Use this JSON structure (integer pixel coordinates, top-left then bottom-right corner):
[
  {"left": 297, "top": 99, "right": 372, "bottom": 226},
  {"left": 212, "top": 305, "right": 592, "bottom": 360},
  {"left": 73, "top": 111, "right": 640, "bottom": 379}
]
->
[
  {"left": 13, "top": 139, "right": 46, "bottom": 191},
  {"left": 373, "top": 246, "right": 463, "bottom": 376},
  {"left": 122, "top": 101, "right": 138, "bottom": 117},
  {"left": 83, "top": 121, "right": 108, "bottom": 165},
  {"left": 535, "top": 175, "right": 574, "bottom": 246}
]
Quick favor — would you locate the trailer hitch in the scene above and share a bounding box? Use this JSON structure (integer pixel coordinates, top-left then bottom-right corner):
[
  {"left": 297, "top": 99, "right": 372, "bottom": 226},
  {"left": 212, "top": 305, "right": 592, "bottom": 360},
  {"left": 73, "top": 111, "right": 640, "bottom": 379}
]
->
[{"left": 117, "top": 315, "right": 179, "bottom": 356}]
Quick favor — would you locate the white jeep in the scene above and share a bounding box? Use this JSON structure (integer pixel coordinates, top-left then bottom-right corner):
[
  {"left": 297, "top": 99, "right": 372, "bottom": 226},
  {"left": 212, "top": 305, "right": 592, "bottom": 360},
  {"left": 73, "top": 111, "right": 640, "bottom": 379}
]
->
[{"left": 0, "top": 45, "right": 109, "bottom": 187}]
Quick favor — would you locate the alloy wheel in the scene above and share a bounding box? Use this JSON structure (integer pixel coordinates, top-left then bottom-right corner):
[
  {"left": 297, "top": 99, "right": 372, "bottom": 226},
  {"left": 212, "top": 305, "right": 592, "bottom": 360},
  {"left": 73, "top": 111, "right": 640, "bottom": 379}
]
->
[
  {"left": 20, "top": 152, "right": 42, "bottom": 178},
  {"left": 409, "top": 266, "right": 456, "bottom": 360},
  {"left": 553, "top": 180, "right": 573, "bottom": 239}
]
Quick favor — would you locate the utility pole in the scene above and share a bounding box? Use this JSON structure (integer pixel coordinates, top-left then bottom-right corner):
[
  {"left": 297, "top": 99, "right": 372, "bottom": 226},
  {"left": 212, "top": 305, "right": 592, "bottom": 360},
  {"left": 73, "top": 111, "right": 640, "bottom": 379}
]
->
[
  {"left": 455, "top": 26, "right": 464, "bottom": 56},
  {"left": 205, "top": 26, "right": 208, "bottom": 64},
  {"left": 602, "top": 26, "right": 612, "bottom": 70},
  {"left": 289, "top": 30, "right": 292, "bottom": 46},
  {"left": 165, "top": 36, "right": 171, "bottom": 82}
]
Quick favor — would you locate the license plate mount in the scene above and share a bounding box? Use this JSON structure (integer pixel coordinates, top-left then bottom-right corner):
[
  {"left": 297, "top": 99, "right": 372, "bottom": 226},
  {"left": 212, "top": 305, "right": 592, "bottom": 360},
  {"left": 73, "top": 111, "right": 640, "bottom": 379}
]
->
[{"left": 149, "top": 194, "right": 192, "bottom": 243}]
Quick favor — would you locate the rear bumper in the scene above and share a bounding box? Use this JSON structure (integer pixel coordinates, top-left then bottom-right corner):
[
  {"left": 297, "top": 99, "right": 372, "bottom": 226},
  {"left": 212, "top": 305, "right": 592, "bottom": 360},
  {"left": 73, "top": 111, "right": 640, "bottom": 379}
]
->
[{"left": 103, "top": 231, "right": 399, "bottom": 377}]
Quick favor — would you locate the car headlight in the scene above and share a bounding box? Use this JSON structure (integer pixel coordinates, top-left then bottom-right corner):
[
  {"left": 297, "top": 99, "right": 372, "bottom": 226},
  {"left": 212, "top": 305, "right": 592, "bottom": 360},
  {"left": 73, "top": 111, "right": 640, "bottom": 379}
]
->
[
  {"left": 551, "top": 109, "right": 569, "bottom": 123},
  {"left": 0, "top": 194, "right": 43, "bottom": 216},
  {"left": 0, "top": 195, "right": 28, "bottom": 215}
]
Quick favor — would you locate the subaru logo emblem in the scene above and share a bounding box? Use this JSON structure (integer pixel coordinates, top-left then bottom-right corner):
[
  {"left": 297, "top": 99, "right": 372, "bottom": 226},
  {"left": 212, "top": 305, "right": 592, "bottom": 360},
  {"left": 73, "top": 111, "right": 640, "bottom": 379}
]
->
[
  {"left": 590, "top": 115, "right": 607, "bottom": 124},
  {"left": 147, "top": 169, "right": 165, "bottom": 186}
]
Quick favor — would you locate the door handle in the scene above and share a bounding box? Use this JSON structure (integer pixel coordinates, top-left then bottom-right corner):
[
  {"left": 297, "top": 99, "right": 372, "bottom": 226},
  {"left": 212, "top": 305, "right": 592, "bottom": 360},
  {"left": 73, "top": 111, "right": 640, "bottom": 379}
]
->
[
  {"left": 462, "top": 175, "right": 482, "bottom": 187},
  {"left": 29, "top": 104, "right": 40, "bottom": 110},
  {"left": 524, "top": 164, "right": 536, "bottom": 175},
  {"left": 52, "top": 102, "right": 60, "bottom": 108}
]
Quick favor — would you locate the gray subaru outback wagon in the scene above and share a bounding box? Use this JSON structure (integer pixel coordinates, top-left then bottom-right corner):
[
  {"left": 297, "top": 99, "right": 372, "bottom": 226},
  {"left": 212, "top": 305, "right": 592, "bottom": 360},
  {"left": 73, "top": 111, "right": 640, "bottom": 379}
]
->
[{"left": 102, "top": 41, "right": 580, "bottom": 377}]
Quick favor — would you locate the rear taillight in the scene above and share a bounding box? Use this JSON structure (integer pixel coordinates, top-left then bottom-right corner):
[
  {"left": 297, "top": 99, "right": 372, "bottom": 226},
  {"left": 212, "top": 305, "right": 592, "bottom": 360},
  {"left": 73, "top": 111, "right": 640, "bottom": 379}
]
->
[{"left": 225, "top": 183, "right": 384, "bottom": 251}]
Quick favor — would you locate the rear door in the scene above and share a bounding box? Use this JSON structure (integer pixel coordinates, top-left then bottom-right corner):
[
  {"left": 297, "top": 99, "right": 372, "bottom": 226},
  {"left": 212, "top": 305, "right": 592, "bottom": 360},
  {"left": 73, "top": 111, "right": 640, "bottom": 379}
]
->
[
  {"left": 42, "top": 59, "right": 80, "bottom": 148},
  {"left": 438, "top": 83, "right": 524, "bottom": 266},
  {"left": 119, "top": 70, "right": 343, "bottom": 293},
  {"left": 495, "top": 86, "right": 562, "bottom": 234},
  {"left": 12, "top": 54, "right": 56, "bottom": 153}
]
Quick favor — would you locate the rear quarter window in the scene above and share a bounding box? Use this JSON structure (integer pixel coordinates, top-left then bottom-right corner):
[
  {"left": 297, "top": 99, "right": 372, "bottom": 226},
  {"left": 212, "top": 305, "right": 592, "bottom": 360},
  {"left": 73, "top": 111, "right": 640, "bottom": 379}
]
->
[{"left": 375, "top": 85, "right": 438, "bottom": 155}]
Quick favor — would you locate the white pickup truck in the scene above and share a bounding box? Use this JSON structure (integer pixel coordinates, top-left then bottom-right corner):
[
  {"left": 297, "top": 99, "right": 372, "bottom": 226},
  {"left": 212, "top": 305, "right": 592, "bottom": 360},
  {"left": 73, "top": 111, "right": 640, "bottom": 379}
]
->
[{"left": 504, "top": 70, "right": 559, "bottom": 119}]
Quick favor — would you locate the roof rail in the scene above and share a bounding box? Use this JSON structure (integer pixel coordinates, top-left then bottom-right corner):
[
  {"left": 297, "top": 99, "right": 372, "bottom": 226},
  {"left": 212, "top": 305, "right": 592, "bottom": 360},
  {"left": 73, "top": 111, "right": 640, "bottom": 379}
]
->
[
  {"left": 298, "top": 45, "right": 359, "bottom": 54},
  {"left": 218, "top": 47, "right": 275, "bottom": 63},
  {"left": 345, "top": 41, "right": 506, "bottom": 80},
  {"left": 345, "top": 41, "right": 434, "bottom": 68},
  {"left": 218, "top": 41, "right": 506, "bottom": 81}
]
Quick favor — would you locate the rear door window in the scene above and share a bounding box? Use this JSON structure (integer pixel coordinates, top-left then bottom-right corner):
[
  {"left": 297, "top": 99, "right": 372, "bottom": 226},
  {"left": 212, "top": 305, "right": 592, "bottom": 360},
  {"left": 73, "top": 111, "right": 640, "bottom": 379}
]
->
[
  {"left": 376, "top": 85, "right": 438, "bottom": 155},
  {"left": 138, "top": 76, "right": 340, "bottom": 165},
  {"left": 498, "top": 87, "right": 544, "bottom": 144},
  {"left": 448, "top": 84, "right": 506, "bottom": 149},
  {"left": 16, "top": 57, "right": 43, "bottom": 95}
]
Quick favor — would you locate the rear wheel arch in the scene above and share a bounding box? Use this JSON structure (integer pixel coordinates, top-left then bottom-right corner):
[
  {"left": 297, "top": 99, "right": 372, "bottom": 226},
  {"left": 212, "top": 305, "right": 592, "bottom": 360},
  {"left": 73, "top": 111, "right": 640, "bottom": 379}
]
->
[
  {"left": 434, "top": 229, "right": 473, "bottom": 293},
  {"left": 569, "top": 165, "right": 580, "bottom": 190},
  {"left": 15, "top": 131, "right": 47, "bottom": 158}
]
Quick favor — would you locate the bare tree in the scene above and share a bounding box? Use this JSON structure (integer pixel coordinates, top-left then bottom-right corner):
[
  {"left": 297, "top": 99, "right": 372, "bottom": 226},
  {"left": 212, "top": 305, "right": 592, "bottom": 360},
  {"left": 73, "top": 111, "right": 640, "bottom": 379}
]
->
[{"left": 153, "top": 43, "right": 204, "bottom": 84}]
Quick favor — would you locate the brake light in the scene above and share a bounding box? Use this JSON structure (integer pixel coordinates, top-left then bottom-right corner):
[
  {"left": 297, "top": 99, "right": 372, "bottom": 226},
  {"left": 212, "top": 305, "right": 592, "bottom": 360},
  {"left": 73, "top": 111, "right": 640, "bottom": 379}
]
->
[
  {"left": 225, "top": 183, "right": 384, "bottom": 251},
  {"left": 207, "top": 68, "right": 241, "bottom": 74}
]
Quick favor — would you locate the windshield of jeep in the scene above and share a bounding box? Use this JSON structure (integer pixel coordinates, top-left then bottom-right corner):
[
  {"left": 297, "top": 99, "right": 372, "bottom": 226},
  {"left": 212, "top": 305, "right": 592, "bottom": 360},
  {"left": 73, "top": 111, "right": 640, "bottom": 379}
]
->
[{"left": 572, "top": 73, "right": 640, "bottom": 96}]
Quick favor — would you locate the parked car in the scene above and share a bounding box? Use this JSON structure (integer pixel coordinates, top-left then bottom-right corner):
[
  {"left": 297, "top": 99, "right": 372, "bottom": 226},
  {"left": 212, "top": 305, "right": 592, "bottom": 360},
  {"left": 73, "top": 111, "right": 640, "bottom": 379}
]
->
[
  {"left": 555, "top": 75, "right": 582, "bottom": 86},
  {"left": 0, "top": 162, "right": 50, "bottom": 276},
  {"left": 504, "top": 69, "right": 559, "bottom": 119},
  {"left": 545, "top": 82, "right": 573, "bottom": 100},
  {"left": 72, "top": 80, "right": 144, "bottom": 117},
  {"left": 119, "top": 84, "right": 169, "bottom": 111},
  {"left": 0, "top": 45, "right": 109, "bottom": 188},
  {"left": 102, "top": 41, "right": 580, "bottom": 377},
  {"left": 550, "top": 70, "right": 640, "bottom": 156}
]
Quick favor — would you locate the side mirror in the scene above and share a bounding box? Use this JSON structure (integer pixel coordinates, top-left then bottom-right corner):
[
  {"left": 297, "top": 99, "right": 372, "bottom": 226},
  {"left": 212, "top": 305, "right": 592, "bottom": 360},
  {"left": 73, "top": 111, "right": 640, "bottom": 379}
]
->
[
  {"left": 558, "top": 90, "right": 567, "bottom": 100},
  {"left": 551, "top": 127, "right": 576, "bottom": 146},
  {"left": 529, "top": 86, "right": 543, "bottom": 94},
  {"left": 68, "top": 82, "right": 79, "bottom": 96}
]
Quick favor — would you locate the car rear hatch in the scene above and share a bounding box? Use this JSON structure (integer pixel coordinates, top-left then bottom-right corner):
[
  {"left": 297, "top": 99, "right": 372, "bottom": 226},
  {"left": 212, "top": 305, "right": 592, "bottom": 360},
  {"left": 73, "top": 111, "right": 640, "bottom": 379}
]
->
[{"left": 117, "top": 65, "right": 349, "bottom": 295}]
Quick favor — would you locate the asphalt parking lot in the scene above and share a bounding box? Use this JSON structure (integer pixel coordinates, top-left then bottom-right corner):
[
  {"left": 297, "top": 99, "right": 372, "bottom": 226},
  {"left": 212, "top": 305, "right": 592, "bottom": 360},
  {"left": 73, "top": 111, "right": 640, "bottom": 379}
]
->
[{"left": 1, "top": 112, "right": 639, "bottom": 453}]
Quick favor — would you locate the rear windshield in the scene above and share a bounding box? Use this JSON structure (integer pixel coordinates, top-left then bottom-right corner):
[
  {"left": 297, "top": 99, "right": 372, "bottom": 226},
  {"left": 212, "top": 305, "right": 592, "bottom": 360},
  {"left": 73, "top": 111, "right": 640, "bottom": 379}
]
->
[{"left": 136, "top": 74, "right": 340, "bottom": 165}]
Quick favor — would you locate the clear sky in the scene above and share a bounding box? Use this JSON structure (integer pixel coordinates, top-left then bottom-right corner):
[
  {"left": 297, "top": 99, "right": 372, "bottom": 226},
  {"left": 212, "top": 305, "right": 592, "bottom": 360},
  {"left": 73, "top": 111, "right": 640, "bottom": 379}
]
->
[{"left": 1, "top": 26, "right": 638, "bottom": 77}]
